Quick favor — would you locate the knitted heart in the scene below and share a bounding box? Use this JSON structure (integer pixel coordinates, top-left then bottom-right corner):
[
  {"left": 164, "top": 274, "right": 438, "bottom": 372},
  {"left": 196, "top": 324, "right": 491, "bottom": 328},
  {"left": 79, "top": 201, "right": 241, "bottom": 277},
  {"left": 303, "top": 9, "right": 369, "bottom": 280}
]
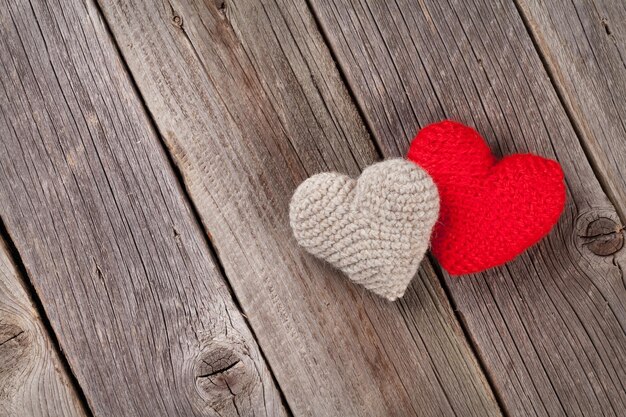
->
[
  {"left": 407, "top": 120, "right": 566, "bottom": 275},
  {"left": 289, "top": 159, "right": 439, "bottom": 300}
]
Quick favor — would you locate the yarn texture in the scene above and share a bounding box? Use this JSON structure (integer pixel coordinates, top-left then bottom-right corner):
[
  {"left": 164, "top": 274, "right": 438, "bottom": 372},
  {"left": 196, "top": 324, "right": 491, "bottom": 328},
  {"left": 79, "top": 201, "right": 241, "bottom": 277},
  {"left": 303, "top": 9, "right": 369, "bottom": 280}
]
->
[
  {"left": 289, "top": 159, "right": 439, "bottom": 300},
  {"left": 407, "top": 120, "right": 566, "bottom": 275}
]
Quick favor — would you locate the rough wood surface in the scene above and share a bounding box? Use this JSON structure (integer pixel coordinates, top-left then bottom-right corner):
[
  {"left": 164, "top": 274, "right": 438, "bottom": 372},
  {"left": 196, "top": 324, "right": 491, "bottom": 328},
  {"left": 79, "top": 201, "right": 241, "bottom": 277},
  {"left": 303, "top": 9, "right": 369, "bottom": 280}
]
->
[
  {"left": 97, "top": 0, "right": 502, "bottom": 416},
  {"left": 0, "top": 237, "right": 86, "bottom": 417},
  {"left": 309, "top": 0, "right": 626, "bottom": 416},
  {"left": 0, "top": 1, "right": 286, "bottom": 416},
  {"left": 516, "top": 0, "right": 626, "bottom": 219}
]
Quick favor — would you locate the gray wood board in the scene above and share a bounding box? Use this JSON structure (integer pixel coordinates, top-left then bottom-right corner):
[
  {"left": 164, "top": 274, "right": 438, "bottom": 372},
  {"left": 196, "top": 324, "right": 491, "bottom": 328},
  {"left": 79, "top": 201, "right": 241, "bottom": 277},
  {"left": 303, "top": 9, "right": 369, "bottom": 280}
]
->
[
  {"left": 517, "top": 0, "right": 626, "bottom": 219},
  {"left": 0, "top": 1, "right": 286, "bottom": 416},
  {"left": 97, "top": 0, "right": 502, "bottom": 416},
  {"left": 309, "top": 0, "right": 626, "bottom": 416},
  {"left": 0, "top": 237, "right": 86, "bottom": 417}
]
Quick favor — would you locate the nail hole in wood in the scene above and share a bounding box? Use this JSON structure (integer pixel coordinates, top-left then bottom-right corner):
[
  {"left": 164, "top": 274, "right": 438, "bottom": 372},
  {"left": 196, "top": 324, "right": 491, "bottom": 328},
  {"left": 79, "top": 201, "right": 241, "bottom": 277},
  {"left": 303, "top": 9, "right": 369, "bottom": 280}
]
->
[
  {"left": 601, "top": 18, "right": 612, "bottom": 36},
  {"left": 172, "top": 14, "right": 183, "bottom": 29},
  {"left": 216, "top": 0, "right": 226, "bottom": 16}
]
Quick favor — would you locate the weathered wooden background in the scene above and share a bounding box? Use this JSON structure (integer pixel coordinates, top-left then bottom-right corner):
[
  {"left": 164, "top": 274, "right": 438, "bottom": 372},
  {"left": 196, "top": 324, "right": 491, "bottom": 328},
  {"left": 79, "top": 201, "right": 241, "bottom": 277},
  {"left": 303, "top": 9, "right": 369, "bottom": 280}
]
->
[{"left": 0, "top": 0, "right": 624, "bottom": 416}]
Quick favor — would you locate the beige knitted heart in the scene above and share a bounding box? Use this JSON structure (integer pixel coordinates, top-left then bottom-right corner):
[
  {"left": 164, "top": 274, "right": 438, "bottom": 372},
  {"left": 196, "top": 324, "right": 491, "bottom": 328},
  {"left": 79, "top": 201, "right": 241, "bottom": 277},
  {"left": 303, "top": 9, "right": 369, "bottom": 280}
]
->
[{"left": 289, "top": 159, "right": 439, "bottom": 301}]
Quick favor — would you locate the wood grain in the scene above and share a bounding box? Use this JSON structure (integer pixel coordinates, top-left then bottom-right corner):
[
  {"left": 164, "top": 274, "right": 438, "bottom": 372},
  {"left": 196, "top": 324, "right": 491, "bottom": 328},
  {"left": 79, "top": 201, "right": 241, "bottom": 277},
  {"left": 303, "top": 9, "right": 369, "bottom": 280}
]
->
[
  {"left": 0, "top": 1, "right": 286, "bottom": 416},
  {"left": 0, "top": 237, "right": 86, "bottom": 417},
  {"left": 309, "top": 0, "right": 626, "bottom": 416},
  {"left": 97, "top": 0, "right": 502, "bottom": 415},
  {"left": 516, "top": 0, "right": 626, "bottom": 219}
]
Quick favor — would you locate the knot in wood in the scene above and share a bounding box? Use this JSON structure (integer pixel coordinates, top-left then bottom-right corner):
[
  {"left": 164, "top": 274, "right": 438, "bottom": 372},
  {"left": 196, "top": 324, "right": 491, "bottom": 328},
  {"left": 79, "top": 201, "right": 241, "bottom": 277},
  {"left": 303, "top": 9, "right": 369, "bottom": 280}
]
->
[
  {"left": 582, "top": 217, "right": 624, "bottom": 256},
  {"left": 0, "top": 320, "right": 30, "bottom": 378},
  {"left": 193, "top": 339, "right": 257, "bottom": 409}
]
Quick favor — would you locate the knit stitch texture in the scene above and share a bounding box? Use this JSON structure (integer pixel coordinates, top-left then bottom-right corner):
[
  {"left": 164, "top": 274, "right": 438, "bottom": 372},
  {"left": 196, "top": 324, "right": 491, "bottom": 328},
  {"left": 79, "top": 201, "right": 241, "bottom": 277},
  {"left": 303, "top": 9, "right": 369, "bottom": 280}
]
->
[
  {"left": 407, "top": 120, "right": 566, "bottom": 275},
  {"left": 289, "top": 159, "right": 439, "bottom": 301}
]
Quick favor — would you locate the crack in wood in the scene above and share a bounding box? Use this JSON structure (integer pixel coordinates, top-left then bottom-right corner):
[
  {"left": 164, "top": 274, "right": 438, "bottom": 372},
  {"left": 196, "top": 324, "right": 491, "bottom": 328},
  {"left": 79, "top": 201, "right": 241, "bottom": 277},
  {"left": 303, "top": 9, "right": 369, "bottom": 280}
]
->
[
  {"left": 0, "top": 330, "right": 25, "bottom": 347},
  {"left": 197, "top": 359, "right": 241, "bottom": 379}
]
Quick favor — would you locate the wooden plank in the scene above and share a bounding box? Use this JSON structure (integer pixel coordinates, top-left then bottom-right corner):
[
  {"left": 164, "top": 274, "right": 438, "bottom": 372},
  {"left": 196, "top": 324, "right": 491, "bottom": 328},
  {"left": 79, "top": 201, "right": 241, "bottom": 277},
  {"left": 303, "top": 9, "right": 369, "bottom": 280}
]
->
[
  {"left": 0, "top": 1, "right": 286, "bottom": 416},
  {"left": 97, "top": 0, "right": 502, "bottom": 416},
  {"left": 308, "top": 0, "right": 626, "bottom": 416},
  {"left": 0, "top": 236, "right": 86, "bottom": 417},
  {"left": 516, "top": 0, "right": 626, "bottom": 218}
]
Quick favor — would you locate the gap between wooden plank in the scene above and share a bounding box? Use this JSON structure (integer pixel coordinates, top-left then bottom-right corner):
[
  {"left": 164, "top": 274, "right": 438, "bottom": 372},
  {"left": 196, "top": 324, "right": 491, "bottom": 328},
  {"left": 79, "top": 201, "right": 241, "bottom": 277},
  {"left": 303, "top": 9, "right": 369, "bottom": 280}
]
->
[
  {"left": 303, "top": 1, "right": 511, "bottom": 414},
  {"left": 511, "top": 0, "right": 626, "bottom": 223},
  {"left": 88, "top": 2, "right": 295, "bottom": 413},
  {"left": 0, "top": 218, "right": 91, "bottom": 417}
]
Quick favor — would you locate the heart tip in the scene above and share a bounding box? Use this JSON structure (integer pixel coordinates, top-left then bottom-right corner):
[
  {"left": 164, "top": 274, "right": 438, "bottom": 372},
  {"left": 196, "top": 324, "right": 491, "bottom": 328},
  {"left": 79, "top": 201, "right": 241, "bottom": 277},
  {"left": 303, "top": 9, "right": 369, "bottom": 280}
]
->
[{"left": 380, "top": 290, "right": 405, "bottom": 302}]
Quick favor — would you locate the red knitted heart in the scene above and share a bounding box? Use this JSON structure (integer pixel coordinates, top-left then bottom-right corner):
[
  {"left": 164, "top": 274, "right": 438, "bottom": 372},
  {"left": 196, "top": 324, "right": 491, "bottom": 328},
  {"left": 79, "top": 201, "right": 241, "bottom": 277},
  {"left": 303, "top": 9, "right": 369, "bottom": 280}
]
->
[{"left": 407, "top": 120, "right": 565, "bottom": 275}]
